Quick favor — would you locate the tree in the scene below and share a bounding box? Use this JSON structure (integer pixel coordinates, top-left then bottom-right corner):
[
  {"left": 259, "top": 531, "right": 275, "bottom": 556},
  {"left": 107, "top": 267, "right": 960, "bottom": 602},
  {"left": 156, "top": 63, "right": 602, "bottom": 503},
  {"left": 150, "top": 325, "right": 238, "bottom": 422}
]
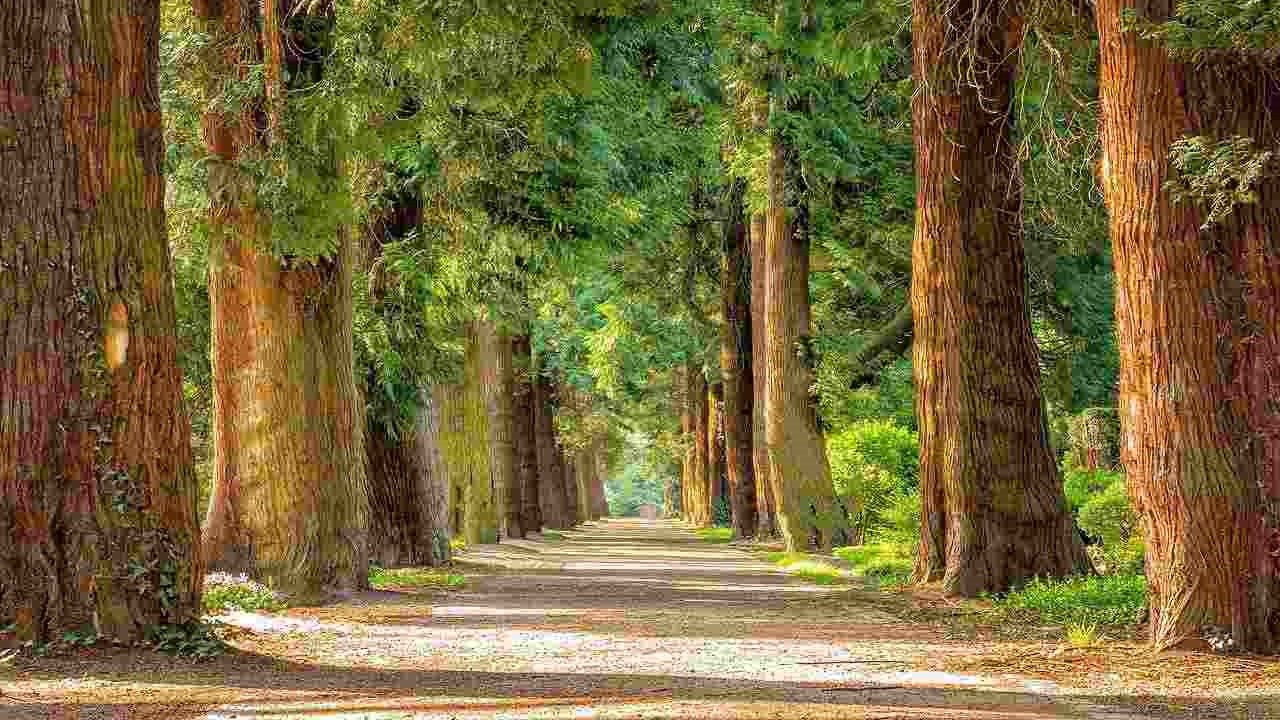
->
[
  {"left": 763, "top": 5, "right": 851, "bottom": 552},
  {"left": 909, "top": 0, "right": 1089, "bottom": 595},
  {"left": 1095, "top": 0, "right": 1280, "bottom": 652},
  {"left": 721, "top": 180, "right": 758, "bottom": 537},
  {"left": 0, "top": 0, "right": 201, "bottom": 642}
]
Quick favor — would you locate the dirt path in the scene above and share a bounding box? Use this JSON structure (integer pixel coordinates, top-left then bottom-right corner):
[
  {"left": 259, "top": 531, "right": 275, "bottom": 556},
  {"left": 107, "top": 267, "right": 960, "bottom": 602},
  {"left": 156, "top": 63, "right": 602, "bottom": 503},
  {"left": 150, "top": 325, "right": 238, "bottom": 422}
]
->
[{"left": 4, "top": 519, "right": 1278, "bottom": 719}]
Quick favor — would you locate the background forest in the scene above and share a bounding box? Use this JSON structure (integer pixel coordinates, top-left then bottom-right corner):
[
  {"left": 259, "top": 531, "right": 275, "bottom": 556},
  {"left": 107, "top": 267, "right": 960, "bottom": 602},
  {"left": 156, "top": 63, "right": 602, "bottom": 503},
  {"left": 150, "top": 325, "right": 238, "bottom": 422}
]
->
[{"left": 3, "top": 0, "right": 1278, "bottom": 660}]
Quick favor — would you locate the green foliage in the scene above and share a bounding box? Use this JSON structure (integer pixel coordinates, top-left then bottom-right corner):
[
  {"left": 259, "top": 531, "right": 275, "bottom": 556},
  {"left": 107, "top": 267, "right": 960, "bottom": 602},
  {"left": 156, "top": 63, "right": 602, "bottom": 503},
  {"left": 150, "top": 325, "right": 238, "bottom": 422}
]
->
[
  {"left": 1165, "top": 135, "right": 1277, "bottom": 229},
  {"left": 368, "top": 566, "right": 466, "bottom": 591},
  {"left": 995, "top": 575, "right": 1148, "bottom": 627},
  {"left": 828, "top": 420, "right": 918, "bottom": 540},
  {"left": 203, "top": 573, "right": 287, "bottom": 614},
  {"left": 834, "top": 542, "right": 913, "bottom": 585}
]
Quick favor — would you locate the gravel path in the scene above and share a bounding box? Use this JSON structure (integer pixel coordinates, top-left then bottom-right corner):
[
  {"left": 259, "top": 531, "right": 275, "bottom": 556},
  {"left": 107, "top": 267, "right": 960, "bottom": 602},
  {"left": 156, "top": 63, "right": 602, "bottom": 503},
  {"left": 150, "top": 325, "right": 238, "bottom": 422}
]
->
[{"left": 4, "top": 519, "right": 1278, "bottom": 719}]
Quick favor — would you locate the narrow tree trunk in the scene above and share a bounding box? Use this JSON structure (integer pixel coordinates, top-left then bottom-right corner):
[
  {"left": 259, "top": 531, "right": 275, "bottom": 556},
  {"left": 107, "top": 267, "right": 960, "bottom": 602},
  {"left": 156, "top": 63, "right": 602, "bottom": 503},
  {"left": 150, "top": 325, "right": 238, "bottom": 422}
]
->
[
  {"left": 479, "top": 320, "right": 522, "bottom": 539},
  {"left": 749, "top": 214, "right": 778, "bottom": 538},
  {"left": 722, "top": 185, "right": 758, "bottom": 538},
  {"left": 687, "top": 368, "right": 712, "bottom": 527},
  {"left": 366, "top": 390, "right": 450, "bottom": 566},
  {"left": 763, "top": 18, "right": 851, "bottom": 550},
  {"left": 1096, "top": 0, "right": 1280, "bottom": 652},
  {"left": 909, "top": 0, "right": 1089, "bottom": 595},
  {"left": 512, "top": 335, "right": 542, "bottom": 533},
  {"left": 534, "top": 373, "right": 570, "bottom": 529},
  {"left": 0, "top": 0, "right": 202, "bottom": 642}
]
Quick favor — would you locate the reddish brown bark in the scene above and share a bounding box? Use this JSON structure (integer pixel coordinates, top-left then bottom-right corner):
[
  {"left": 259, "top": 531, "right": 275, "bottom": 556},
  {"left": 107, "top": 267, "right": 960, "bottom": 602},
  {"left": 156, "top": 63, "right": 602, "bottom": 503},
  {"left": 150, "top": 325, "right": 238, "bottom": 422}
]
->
[
  {"left": 0, "top": 0, "right": 201, "bottom": 642},
  {"left": 749, "top": 214, "right": 778, "bottom": 538},
  {"left": 512, "top": 334, "right": 542, "bottom": 533},
  {"left": 1096, "top": 0, "right": 1280, "bottom": 652},
  {"left": 909, "top": 0, "right": 1089, "bottom": 595}
]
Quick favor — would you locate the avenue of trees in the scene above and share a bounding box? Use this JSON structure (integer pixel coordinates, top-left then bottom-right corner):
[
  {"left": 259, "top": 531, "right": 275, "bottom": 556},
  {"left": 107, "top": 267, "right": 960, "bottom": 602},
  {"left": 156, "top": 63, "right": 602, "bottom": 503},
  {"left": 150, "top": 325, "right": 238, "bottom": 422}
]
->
[{"left": 2, "top": 0, "right": 1277, "bottom": 654}]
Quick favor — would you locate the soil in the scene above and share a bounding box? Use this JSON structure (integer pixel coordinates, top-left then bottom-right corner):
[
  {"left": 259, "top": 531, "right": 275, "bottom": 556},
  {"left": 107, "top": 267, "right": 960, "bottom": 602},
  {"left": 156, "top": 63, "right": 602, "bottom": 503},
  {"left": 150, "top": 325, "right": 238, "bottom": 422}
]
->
[{"left": 3, "top": 519, "right": 1278, "bottom": 719}]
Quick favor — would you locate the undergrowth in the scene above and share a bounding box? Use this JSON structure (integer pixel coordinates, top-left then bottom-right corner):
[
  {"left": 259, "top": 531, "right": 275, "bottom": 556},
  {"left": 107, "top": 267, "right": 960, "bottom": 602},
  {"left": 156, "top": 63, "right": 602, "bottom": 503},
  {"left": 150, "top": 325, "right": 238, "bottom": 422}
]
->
[
  {"left": 368, "top": 566, "right": 466, "bottom": 591},
  {"left": 993, "top": 574, "right": 1147, "bottom": 627}
]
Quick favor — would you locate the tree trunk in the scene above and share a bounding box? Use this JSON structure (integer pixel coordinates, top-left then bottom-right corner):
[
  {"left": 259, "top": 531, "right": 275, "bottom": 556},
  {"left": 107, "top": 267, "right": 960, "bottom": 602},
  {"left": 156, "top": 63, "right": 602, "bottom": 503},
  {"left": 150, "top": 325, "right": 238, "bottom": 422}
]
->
[
  {"left": 687, "top": 367, "right": 712, "bottom": 527},
  {"left": 534, "top": 373, "right": 570, "bottom": 529},
  {"left": 749, "top": 214, "right": 778, "bottom": 538},
  {"left": 909, "top": 0, "right": 1089, "bottom": 595},
  {"left": 722, "top": 184, "right": 758, "bottom": 538},
  {"left": 1096, "top": 0, "right": 1280, "bottom": 652},
  {"left": 512, "top": 334, "right": 542, "bottom": 533},
  {"left": 479, "top": 319, "right": 522, "bottom": 540},
  {"left": 763, "top": 15, "right": 851, "bottom": 550},
  {"left": 366, "top": 391, "right": 451, "bottom": 567},
  {"left": 0, "top": 0, "right": 202, "bottom": 642}
]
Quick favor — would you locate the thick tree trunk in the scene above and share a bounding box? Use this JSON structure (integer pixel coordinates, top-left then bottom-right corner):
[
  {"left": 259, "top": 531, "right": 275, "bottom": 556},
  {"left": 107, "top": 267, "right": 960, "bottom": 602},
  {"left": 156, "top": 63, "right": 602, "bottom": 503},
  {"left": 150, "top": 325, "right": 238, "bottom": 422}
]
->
[
  {"left": 686, "top": 368, "right": 712, "bottom": 527},
  {"left": 909, "top": 0, "right": 1089, "bottom": 596},
  {"left": 749, "top": 214, "right": 778, "bottom": 538},
  {"left": 763, "top": 29, "right": 851, "bottom": 550},
  {"left": 0, "top": 0, "right": 202, "bottom": 642},
  {"left": 534, "top": 373, "right": 571, "bottom": 529},
  {"left": 512, "top": 335, "right": 542, "bottom": 533},
  {"left": 479, "top": 320, "right": 522, "bottom": 540},
  {"left": 1096, "top": 0, "right": 1280, "bottom": 652},
  {"left": 722, "top": 185, "right": 758, "bottom": 538},
  {"left": 366, "top": 391, "right": 451, "bottom": 566}
]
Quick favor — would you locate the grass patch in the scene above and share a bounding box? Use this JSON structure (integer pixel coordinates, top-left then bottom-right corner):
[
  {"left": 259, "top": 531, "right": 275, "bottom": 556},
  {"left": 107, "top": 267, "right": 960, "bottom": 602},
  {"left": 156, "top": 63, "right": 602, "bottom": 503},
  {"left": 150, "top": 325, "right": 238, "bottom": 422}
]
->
[
  {"left": 834, "top": 542, "right": 913, "bottom": 586},
  {"left": 368, "top": 566, "right": 466, "bottom": 591},
  {"left": 203, "top": 573, "right": 286, "bottom": 614},
  {"left": 764, "top": 552, "right": 847, "bottom": 585},
  {"left": 697, "top": 527, "right": 733, "bottom": 543},
  {"left": 994, "top": 574, "right": 1147, "bottom": 627}
]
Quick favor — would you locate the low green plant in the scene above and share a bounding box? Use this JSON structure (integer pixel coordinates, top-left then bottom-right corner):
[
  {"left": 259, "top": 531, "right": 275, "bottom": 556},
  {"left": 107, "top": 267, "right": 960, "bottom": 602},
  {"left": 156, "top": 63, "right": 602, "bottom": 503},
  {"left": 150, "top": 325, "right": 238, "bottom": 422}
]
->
[
  {"left": 834, "top": 542, "right": 913, "bottom": 585},
  {"left": 203, "top": 573, "right": 286, "bottom": 613},
  {"left": 697, "top": 527, "right": 733, "bottom": 543},
  {"left": 368, "top": 566, "right": 465, "bottom": 591},
  {"left": 996, "top": 574, "right": 1147, "bottom": 627}
]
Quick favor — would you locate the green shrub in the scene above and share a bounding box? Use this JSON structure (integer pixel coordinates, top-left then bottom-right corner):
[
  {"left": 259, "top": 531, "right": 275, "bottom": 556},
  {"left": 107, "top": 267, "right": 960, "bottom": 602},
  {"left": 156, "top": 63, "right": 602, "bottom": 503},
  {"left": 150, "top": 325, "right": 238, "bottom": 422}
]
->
[
  {"left": 203, "top": 573, "right": 286, "bottom": 614},
  {"left": 996, "top": 574, "right": 1147, "bottom": 627},
  {"left": 828, "top": 420, "right": 919, "bottom": 541},
  {"left": 834, "top": 542, "right": 913, "bottom": 585}
]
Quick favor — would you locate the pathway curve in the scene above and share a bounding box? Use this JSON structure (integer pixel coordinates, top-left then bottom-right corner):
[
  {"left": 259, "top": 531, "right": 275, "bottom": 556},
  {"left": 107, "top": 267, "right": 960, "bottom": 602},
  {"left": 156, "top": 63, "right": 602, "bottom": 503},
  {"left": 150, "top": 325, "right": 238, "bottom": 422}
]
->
[{"left": 4, "top": 519, "right": 1274, "bottom": 719}]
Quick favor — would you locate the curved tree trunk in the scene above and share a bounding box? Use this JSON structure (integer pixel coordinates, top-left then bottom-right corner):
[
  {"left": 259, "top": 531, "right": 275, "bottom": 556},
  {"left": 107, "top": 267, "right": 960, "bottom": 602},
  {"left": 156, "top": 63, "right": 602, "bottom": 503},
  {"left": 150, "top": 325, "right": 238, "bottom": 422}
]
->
[
  {"left": 1096, "top": 0, "right": 1280, "bottom": 652},
  {"left": 479, "top": 319, "right": 522, "bottom": 540},
  {"left": 0, "top": 0, "right": 202, "bottom": 642},
  {"left": 749, "top": 214, "right": 778, "bottom": 538},
  {"left": 763, "top": 16, "right": 850, "bottom": 550},
  {"left": 909, "top": 0, "right": 1089, "bottom": 595},
  {"left": 512, "top": 334, "right": 542, "bottom": 533},
  {"left": 534, "top": 373, "right": 570, "bottom": 529},
  {"left": 722, "top": 183, "right": 757, "bottom": 538}
]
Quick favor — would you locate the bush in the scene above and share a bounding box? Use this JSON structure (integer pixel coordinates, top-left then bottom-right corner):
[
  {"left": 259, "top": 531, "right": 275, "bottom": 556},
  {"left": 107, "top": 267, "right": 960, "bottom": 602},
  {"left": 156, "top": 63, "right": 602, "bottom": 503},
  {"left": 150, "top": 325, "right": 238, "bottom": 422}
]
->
[
  {"left": 996, "top": 574, "right": 1147, "bottom": 627},
  {"left": 203, "top": 573, "right": 286, "bottom": 614},
  {"left": 828, "top": 420, "right": 919, "bottom": 541}
]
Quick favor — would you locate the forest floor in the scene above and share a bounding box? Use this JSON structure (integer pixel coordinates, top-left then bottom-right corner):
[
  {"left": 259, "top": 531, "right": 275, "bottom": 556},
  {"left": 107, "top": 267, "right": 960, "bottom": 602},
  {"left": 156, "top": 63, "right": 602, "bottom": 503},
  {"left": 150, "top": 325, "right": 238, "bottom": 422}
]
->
[{"left": 4, "top": 518, "right": 1280, "bottom": 719}]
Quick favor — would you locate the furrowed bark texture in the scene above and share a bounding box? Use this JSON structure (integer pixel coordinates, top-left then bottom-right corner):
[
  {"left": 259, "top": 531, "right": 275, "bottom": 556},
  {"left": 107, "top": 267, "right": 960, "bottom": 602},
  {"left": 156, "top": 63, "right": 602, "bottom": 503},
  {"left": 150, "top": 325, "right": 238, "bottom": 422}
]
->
[
  {"left": 764, "top": 19, "right": 850, "bottom": 550},
  {"left": 512, "top": 334, "right": 542, "bottom": 533},
  {"left": 686, "top": 367, "right": 712, "bottom": 527},
  {"left": 749, "top": 214, "right": 777, "bottom": 538},
  {"left": 722, "top": 184, "right": 757, "bottom": 538},
  {"left": 1096, "top": 0, "right": 1280, "bottom": 652},
  {"left": 0, "top": 0, "right": 201, "bottom": 642},
  {"left": 479, "top": 319, "right": 522, "bottom": 539},
  {"left": 534, "top": 373, "right": 570, "bottom": 529},
  {"left": 910, "top": 0, "right": 1089, "bottom": 595}
]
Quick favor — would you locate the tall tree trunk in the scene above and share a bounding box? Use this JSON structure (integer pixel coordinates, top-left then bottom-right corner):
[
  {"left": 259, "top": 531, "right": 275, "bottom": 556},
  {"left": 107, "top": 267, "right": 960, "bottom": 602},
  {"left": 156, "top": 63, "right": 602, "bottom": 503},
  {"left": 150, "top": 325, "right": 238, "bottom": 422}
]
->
[
  {"left": 366, "top": 390, "right": 450, "bottom": 566},
  {"left": 512, "top": 334, "right": 542, "bottom": 533},
  {"left": 763, "top": 10, "right": 850, "bottom": 551},
  {"left": 910, "top": 0, "right": 1089, "bottom": 595},
  {"left": 1096, "top": 0, "right": 1280, "bottom": 652},
  {"left": 0, "top": 0, "right": 202, "bottom": 642},
  {"left": 534, "top": 372, "right": 570, "bottom": 529},
  {"left": 687, "top": 367, "right": 712, "bottom": 527},
  {"left": 722, "top": 184, "right": 758, "bottom": 538},
  {"left": 749, "top": 214, "right": 778, "bottom": 538},
  {"left": 479, "top": 319, "right": 522, "bottom": 540}
]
